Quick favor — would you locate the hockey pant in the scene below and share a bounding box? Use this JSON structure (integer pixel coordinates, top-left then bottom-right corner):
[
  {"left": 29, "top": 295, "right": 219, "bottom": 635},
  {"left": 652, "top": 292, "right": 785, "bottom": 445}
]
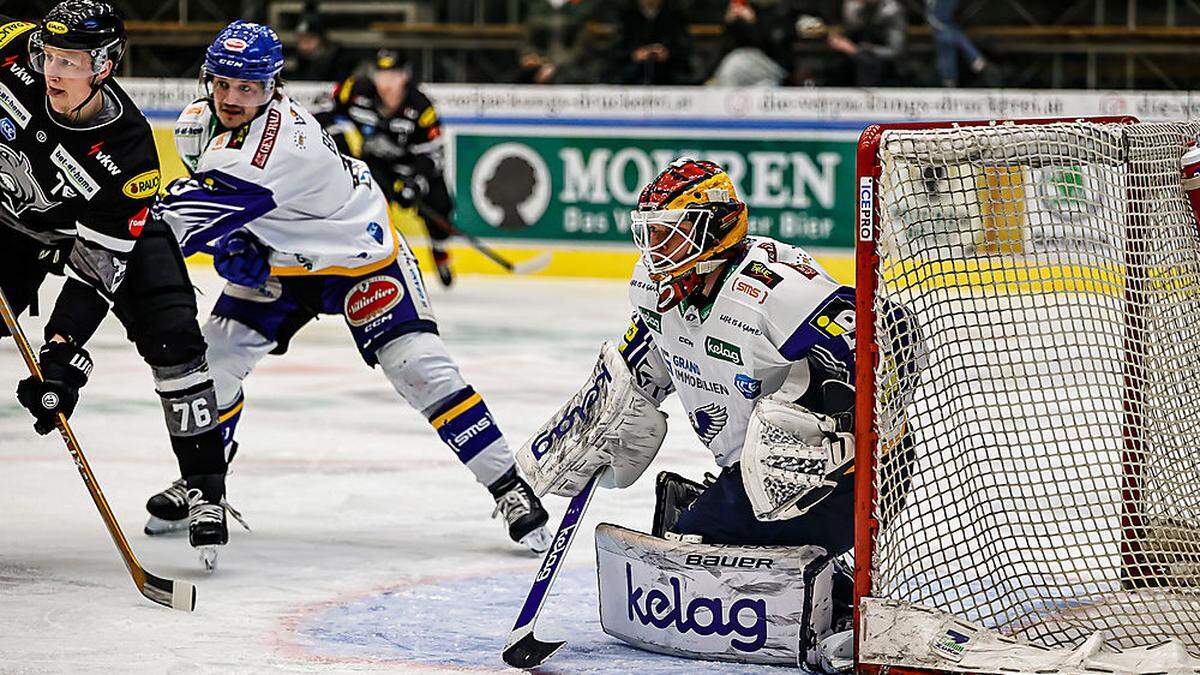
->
[
  {"left": 203, "top": 254, "right": 513, "bottom": 486},
  {"left": 0, "top": 222, "right": 226, "bottom": 484},
  {"left": 673, "top": 465, "right": 854, "bottom": 553}
]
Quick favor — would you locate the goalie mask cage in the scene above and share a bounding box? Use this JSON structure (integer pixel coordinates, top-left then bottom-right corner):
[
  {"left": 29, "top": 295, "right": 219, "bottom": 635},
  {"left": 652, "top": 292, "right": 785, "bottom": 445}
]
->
[{"left": 854, "top": 117, "right": 1200, "bottom": 673}]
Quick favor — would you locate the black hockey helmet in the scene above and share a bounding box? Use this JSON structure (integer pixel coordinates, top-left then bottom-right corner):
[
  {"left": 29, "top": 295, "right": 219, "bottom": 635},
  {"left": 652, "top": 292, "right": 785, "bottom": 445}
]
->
[{"left": 31, "top": 0, "right": 127, "bottom": 76}]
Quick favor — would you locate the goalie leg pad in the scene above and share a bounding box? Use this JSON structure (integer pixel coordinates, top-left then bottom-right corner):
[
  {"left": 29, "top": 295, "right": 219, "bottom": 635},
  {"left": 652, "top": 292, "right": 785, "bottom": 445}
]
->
[{"left": 595, "top": 523, "right": 834, "bottom": 665}]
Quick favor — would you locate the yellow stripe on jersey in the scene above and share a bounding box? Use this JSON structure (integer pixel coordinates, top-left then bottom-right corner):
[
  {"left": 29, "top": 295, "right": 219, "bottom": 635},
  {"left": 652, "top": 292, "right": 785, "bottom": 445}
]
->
[
  {"left": 431, "top": 392, "right": 482, "bottom": 429},
  {"left": 269, "top": 231, "right": 400, "bottom": 278}
]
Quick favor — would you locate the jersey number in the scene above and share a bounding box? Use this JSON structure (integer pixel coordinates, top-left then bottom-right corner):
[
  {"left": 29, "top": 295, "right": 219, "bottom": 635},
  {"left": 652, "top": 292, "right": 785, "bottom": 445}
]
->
[{"left": 173, "top": 399, "right": 212, "bottom": 433}]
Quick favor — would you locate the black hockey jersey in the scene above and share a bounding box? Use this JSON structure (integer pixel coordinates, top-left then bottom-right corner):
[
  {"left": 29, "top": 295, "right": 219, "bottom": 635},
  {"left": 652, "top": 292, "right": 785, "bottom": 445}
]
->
[
  {"left": 0, "top": 18, "right": 160, "bottom": 300},
  {"left": 319, "top": 75, "right": 445, "bottom": 183}
]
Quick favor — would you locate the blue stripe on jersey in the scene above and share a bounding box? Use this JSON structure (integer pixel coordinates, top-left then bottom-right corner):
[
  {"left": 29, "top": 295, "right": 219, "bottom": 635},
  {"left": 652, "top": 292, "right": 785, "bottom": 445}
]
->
[
  {"left": 156, "top": 169, "right": 277, "bottom": 256},
  {"left": 778, "top": 286, "right": 856, "bottom": 376}
]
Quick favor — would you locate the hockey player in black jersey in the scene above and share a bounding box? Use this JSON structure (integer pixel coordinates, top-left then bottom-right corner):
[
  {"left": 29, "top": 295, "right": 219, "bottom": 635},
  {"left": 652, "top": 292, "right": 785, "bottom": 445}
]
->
[
  {"left": 318, "top": 50, "right": 458, "bottom": 287},
  {"left": 0, "top": 1, "right": 228, "bottom": 567}
]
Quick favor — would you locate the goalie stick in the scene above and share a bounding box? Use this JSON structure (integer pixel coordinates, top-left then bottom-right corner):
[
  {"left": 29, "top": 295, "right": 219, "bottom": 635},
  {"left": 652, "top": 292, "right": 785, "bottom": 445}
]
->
[
  {"left": 417, "top": 204, "right": 552, "bottom": 275},
  {"left": 502, "top": 469, "right": 603, "bottom": 669},
  {"left": 0, "top": 286, "right": 196, "bottom": 612}
]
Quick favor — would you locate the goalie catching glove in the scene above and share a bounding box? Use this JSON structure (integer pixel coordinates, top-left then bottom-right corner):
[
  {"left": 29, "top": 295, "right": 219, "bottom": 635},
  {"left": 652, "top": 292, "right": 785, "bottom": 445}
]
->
[
  {"left": 517, "top": 342, "right": 667, "bottom": 497},
  {"left": 741, "top": 380, "right": 854, "bottom": 522}
]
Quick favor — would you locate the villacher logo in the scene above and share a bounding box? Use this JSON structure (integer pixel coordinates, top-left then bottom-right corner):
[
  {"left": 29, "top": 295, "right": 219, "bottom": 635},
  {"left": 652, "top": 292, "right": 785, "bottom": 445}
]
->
[{"left": 344, "top": 276, "right": 404, "bottom": 326}]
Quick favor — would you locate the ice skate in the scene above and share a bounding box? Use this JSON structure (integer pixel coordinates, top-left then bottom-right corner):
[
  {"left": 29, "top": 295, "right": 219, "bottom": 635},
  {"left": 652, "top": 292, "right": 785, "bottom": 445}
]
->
[
  {"left": 490, "top": 470, "right": 551, "bottom": 553},
  {"left": 187, "top": 483, "right": 228, "bottom": 573},
  {"left": 144, "top": 478, "right": 189, "bottom": 536}
]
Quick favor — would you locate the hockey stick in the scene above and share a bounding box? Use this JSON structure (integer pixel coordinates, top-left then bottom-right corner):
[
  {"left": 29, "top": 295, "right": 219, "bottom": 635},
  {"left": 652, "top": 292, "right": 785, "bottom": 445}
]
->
[
  {"left": 502, "top": 469, "right": 604, "bottom": 669},
  {"left": 417, "top": 204, "right": 552, "bottom": 275},
  {"left": 0, "top": 286, "right": 196, "bottom": 612}
]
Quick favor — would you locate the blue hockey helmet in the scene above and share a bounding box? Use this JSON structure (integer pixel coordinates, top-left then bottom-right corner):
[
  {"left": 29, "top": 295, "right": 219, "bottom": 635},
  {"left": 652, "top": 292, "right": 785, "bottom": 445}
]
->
[{"left": 201, "top": 21, "right": 283, "bottom": 106}]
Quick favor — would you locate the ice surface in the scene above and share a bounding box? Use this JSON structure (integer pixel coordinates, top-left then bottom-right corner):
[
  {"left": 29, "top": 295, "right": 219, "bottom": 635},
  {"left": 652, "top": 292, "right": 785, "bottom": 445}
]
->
[{"left": 0, "top": 268, "right": 780, "bottom": 673}]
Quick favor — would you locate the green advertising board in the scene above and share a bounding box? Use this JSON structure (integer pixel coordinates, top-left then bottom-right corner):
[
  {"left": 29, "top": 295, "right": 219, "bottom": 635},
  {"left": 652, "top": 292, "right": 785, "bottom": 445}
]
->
[{"left": 453, "top": 133, "right": 857, "bottom": 249}]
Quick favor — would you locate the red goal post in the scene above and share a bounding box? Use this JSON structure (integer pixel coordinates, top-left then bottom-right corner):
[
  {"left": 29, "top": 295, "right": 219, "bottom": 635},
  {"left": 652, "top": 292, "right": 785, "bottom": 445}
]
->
[{"left": 852, "top": 115, "right": 1200, "bottom": 673}]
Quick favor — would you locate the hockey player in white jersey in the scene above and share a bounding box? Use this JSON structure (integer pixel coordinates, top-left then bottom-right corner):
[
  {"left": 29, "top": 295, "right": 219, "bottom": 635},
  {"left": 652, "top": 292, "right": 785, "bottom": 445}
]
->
[
  {"left": 516, "top": 158, "right": 892, "bottom": 668},
  {"left": 144, "top": 21, "right": 551, "bottom": 554}
]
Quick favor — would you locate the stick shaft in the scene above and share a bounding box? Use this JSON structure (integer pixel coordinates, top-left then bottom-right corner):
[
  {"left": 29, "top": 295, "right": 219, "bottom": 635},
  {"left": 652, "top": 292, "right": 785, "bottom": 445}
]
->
[{"left": 0, "top": 286, "right": 151, "bottom": 593}]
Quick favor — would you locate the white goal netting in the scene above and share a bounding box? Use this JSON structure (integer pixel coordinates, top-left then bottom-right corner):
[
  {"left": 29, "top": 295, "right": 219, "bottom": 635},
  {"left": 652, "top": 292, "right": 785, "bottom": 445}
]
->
[{"left": 864, "top": 120, "right": 1200, "bottom": 667}]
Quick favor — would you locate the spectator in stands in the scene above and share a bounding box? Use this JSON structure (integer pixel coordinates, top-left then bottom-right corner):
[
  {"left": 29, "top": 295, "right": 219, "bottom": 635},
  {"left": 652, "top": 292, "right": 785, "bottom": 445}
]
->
[
  {"left": 927, "top": 0, "right": 998, "bottom": 87},
  {"left": 283, "top": 12, "right": 351, "bottom": 81},
  {"left": 708, "top": 0, "right": 799, "bottom": 86},
  {"left": 608, "top": 0, "right": 694, "bottom": 85},
  {"left": 512, "top": 0, "right": 599, "bottom": 84},
  {"left": 826, "top": 0, "right": 906, "bottom": 86}
]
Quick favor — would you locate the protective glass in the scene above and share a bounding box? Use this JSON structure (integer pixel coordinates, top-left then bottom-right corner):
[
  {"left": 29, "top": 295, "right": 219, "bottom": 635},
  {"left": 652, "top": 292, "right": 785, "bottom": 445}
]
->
[
  {"left": 630, "top": 207, "right": 713, "bottom": 277},
  {"left": 29, "top": 33, "right": 111, "bottom": 78},
  {"left": 204, "top": 73, "right": 274, "bottom": 107}
]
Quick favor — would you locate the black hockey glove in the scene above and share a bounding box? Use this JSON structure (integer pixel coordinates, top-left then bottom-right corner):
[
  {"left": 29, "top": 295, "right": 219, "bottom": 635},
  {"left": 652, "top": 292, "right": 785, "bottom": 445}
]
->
[
  {"left": 16, "top": 341, "right": 93, "bottom": 435},
  {"left": 391, "top": 171, "right": 429, "bottom": 209}
]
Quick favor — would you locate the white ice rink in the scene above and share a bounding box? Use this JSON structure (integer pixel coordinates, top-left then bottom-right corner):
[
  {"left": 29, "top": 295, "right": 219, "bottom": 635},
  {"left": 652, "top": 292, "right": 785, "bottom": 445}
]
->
[{"left": 0, "top": 266, "right": 787, "bottom": 673}]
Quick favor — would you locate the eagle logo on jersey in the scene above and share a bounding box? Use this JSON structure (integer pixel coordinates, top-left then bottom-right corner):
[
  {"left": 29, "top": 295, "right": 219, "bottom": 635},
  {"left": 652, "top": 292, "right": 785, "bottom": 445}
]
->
[
  {"left": 0, "top": 143, "right": 57, "bottom": 216},
  {"left": 688, "top": 403, "right": 728, "bottom": 446}
]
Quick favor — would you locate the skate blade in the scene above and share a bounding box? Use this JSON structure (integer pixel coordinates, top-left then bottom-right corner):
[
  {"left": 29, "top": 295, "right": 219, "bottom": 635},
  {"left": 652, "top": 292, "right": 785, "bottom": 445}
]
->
[
  {"left": 198, "top": 546, "right": 218, "bottom": 573},
  {"left": 144, "top": 516, "right": 188, "bottom": 536},
  {"left": 519, "top": 526, "right": 553, "bottom": 554}
]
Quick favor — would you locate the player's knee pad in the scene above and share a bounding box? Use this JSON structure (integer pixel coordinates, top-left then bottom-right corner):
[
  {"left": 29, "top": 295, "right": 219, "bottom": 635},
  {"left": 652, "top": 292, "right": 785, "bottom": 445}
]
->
[
  {"left": 595, "top": 523, "right": 835, "bottom": 666},
  {"left": 203, "top": 316, "right": 276, "bottom": 408},
  {"left": 376, "top": 331, "right": 467, "bottom": 412},
  {"left": 153, "top": 356, "right": 219, "bottom": 439}
]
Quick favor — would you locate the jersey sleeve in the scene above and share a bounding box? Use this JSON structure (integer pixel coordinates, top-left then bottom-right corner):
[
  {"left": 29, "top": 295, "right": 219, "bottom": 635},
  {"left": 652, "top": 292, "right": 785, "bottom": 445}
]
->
[
  {"left": 617, "top": 313, "right": 675, "bottom": 405},
  {"left": 406, "top": 89, "right": 445, "bottom": 179},
  {"left": 154, "top": 167, "right": 277, "bottom": 256},
  {"left": 771, "top": 284, "right": 856, "bottom": 384},
  {"left": 67, "top": 122, "right": 160, "bottom": 300}
]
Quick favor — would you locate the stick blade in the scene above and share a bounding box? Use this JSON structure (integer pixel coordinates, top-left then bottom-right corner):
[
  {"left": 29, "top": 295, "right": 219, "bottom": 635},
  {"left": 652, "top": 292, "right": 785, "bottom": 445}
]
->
[
  {"left": 511, "top": 252, "right": 552, "bottom": 275},
  {"left": 502, "top": 632, "right": 566, "bottom": 669},
  {"left": 141, "top": 572, "right": 196, "bottom": 612}
]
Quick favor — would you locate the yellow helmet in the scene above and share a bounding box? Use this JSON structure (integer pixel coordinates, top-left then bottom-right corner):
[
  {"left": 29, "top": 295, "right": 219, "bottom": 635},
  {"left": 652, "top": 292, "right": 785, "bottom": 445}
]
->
[{"left": 630, "top": 158, "right": 748, "bottom": 283}]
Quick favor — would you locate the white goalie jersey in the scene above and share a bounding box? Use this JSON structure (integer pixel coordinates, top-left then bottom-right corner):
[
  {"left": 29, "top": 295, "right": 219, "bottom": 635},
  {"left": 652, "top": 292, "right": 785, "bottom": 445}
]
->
[
  {"left": 624, "top": 237, "right": 855, "bottom": 468},
  {"left": 156, "top": 95, "right": 398, "bottom": 275}
]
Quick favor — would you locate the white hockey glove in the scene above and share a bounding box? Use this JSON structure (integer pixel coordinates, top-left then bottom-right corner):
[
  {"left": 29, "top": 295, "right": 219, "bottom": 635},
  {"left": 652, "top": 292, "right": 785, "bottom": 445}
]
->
[
  {"left": 741, "top": 397, "right": 853, "bottom": 522},
  {"left": 517, "top": 342, "right": 667, "bottom": 497}
]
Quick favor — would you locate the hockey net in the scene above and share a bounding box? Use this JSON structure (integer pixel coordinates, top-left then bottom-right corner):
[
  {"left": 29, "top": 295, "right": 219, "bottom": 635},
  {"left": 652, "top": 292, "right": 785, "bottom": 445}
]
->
[{"left": 855, "top": 118, "right": 1200, "bottom": 673}]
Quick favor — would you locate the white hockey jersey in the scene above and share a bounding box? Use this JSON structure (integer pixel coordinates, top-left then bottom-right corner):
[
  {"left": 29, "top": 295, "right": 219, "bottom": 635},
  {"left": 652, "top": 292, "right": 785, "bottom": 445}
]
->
[
  {"left": 157, "top": 94, "right": 397, "bottom": 276},
  {"left": 624, "top": 237, "right": 855, "bottom": 468}
]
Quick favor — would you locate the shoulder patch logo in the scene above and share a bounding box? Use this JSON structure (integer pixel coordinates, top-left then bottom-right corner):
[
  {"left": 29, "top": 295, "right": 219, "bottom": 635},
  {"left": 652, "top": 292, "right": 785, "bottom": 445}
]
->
[
  {"left": 122, "top": 169, "right": 160, "bottom": 199},
  {"left": 0, "top": 117, "right": 14, "bottom": 141},
  {"left": 809, "top": 295, "right": 855, "bottom": 339},
  {"left": 740, "top": 261, "right": 782, "bottom": 289},
  {"left": 688, "top": 403, "right": 728, "bottom": 446},
  {"left": 0, "top": 82, "right": 30, "bottom": 128},
  {"left": 0, "top": 22, "right": 35, "bottom": 50},
  {"left": 705, "top": 336, "right": 743, "bottom": 365},
  {"left": 638, "top": 307, "right": 662, "bottom": 333},
  {"left": 418, "top": 107, "right": 437, "bottom": 128},
  {"left": 251, "top": 108, "right": 281, "bottom": 169}
]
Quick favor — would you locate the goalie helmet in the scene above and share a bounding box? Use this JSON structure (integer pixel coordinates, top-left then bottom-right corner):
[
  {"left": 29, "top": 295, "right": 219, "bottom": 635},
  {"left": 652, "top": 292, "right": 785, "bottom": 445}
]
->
[{"left": 631, "top": 158, "right": 749, "bottom": 311}]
